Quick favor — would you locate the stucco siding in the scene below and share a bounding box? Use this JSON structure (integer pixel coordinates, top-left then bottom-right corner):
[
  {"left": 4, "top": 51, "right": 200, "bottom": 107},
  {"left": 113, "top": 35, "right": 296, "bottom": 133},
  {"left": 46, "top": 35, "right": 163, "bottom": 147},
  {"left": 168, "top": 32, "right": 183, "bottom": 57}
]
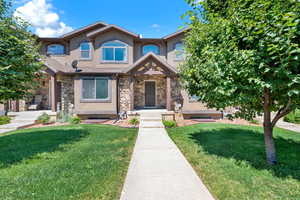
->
[
  {"left": 74, "top": 76, "right": 117, "bottom": 114},
  {"left": 167, "top": 34, "right": 185, "bottom": 68}
]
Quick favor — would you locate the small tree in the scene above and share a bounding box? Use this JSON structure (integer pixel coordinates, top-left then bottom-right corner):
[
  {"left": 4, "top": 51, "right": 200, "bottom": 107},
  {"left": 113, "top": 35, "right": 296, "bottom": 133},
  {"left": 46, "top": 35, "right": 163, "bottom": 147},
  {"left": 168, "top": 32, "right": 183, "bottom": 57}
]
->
[
  {"left": 0, "top": 0, "right": 43, "bottom": 114},
  {"left": 182, "top": 0, "right": 300, "bottom": 164}
]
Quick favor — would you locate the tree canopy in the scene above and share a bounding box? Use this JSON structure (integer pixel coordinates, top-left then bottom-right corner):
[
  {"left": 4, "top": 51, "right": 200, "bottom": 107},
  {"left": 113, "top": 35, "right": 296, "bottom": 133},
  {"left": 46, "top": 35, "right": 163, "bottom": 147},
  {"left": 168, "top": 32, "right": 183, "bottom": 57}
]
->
[
  {"left": 0, "top": 0, "right": 43, "bottom": 106},
  {"left": 182, "top": 0, "right": 300, "bottom": 164}
]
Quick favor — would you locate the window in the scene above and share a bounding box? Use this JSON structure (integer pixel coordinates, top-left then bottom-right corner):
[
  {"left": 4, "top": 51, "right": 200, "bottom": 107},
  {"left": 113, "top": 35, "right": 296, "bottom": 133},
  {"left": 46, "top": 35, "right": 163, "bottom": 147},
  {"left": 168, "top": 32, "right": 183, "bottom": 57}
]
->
[
  {"left": 80, "top": 42, "right": 91, "bottom": 59},
  {"left": 189, "top": 95, "right": 199, "bottom": 102},
  {"left": 47, "top": 44, "right": 64, "bottom": 55},
  {"left": 175, "top": 42, "right": 184, "bottom": 60},
  {"left": 143, "top": 44, "right": 160, "bottom": 55},
  {"left": 82, "top": 77, "right": 110, "bottom": 100},
  {"left": 101, "top": 41, "right": 127, "bottom": 62}
]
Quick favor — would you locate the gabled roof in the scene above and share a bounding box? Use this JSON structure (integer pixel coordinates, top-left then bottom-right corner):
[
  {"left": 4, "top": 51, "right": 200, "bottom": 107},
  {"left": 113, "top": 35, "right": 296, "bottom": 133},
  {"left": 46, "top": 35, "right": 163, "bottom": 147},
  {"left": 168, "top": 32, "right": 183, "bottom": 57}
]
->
[
  {"left": 123, "top": 52, "right": 178, "bottom": 74},
  {"left": 87, "top": 25, "right": 139, "bottom": 39},
  {"left": 61, "top": 21, "right": 107, "bottom": 39},
  {"left": 39, "top": 21, "right": 108, "bottom": 41},
  {"left": 44, "top": 57, "right": 126, "bottom": 74},
  {"left": 163, "top": 27, "right": 191, "bottom": 40}
]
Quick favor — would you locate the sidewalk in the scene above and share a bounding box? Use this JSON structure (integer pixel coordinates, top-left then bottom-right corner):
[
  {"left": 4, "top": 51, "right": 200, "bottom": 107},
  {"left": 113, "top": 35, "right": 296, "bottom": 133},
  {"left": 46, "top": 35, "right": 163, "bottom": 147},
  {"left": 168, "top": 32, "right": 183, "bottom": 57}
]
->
[
  {"left": 276, "top": 120, "right": 300, "bottom": 133},
  {"left": 0, "top": 111, "right": 55, "bottom": 134},
  {"left": 120, "top": 111, "right": 215, "bottom": 200}
]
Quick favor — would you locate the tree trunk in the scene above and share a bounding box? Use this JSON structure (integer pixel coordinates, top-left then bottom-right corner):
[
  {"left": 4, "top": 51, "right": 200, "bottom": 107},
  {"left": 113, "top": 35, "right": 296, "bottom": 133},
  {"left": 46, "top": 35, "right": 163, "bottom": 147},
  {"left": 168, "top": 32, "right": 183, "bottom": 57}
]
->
[
  {"left": 263, "top": 88, "right": 277, "bottom": 165},
  {"left": 4, "top": 101, "right": 9, "bottom": 116},
  {"left": 263, "top": 119, "right": 277, "bottom": 165}
]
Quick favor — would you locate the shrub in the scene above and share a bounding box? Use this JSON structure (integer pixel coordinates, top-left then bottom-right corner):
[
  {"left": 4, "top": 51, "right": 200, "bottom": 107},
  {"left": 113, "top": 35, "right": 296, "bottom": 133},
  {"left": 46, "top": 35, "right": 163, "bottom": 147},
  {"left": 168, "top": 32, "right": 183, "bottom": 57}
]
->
[
  {"left": 284, "top": 109, "right": 300, "bottom": 124},
  {"left": 57, "top": 112, "right": 72, "bottom": 123},
  {"left": 37, "top": 113, "right": 50, "bottom": 124},
  {"left": 69, "top": 116, "right": 81, "bottom": 125},
  {"left": 0, "top": 116, "right": 11, "bottom": 125},
  {"left": 129, "top": 118, "right": 139, "bottom": 126},
  {"left": 163, "top": 120, "right": 177, "bottom": 128},
  {"left": 249, "top": 119, "right": 260, "bottom": 125}
]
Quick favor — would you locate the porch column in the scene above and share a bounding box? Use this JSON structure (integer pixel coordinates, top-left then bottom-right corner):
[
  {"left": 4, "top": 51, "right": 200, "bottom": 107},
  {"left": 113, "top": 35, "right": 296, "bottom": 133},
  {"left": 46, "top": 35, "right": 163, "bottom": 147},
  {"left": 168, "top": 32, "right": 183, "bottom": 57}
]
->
[
  {"left": 130, "top": 76, "right": 135, "bottom": 111},
  {"left": 50, "top": 75, "right": 57, "bottom": 112},
  {"left": 166, "top": 77, "right": 171, "bottom": 111}
]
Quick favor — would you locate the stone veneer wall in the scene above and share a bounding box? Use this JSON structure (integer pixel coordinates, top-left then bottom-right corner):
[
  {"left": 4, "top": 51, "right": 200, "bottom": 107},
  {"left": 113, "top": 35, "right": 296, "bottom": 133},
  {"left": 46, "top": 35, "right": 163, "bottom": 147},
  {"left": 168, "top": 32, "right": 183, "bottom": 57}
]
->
[
  {"left": 134, "top": 75, "right": 166, "bottom": 109},
  {"left": 60, "top": 76, "right": 74, "bottom": 113},
  {"left": 119, "top": 77, "right": 132, "bottom": 112},
  {"left": 171, "top": 77, "right": 184, "bottom": 110}
]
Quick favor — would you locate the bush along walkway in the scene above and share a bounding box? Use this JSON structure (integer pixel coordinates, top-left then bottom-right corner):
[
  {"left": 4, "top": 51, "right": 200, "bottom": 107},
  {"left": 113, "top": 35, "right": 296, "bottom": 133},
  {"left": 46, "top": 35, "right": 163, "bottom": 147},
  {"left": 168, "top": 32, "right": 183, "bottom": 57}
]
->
[{"left": 120, "top": 111, "right": 215, "bottom": 200}]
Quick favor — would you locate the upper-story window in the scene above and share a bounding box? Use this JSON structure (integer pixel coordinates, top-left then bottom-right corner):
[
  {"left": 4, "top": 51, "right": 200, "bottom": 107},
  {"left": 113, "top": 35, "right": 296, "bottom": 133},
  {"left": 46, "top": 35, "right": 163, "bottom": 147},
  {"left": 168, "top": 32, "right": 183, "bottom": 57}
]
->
[
  {"left": 47, "top": 44, "right": 65, "bottom": 55},
  {"left": 101, "top": 40, "right": 127, "bottom": 62},
  {"left": 80, "top": 41, "right": 91, "bottom": 59},
  {"left": 174, "top": 42, "right": 184, "bottom": 60},
  {"left": 143, "top": 44, "right": 160, "bottom": 55}
]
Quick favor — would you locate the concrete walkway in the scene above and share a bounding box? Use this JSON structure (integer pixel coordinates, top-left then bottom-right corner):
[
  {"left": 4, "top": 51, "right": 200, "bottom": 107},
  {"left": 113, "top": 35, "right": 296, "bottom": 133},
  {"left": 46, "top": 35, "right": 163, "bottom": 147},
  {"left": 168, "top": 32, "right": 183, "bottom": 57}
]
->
[
  {"left": 0, "top": 111, "right": 55, "bottom": 134},
  {"left": 276, "top": 120, "right": 300, "bottom": 133},
  {"left": 120, "top": 111, "right": 215, "bottom": 200},
  {"left": 257, "top": 115, "right": 300, "bottom": 133}
]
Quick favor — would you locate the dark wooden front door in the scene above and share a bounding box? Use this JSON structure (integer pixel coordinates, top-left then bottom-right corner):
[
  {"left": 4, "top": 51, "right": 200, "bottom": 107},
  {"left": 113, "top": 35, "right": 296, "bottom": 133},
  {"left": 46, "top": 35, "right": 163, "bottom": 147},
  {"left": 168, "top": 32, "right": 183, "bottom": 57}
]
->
[{"left": 145, "top": 81, "right": 156, "bottom": 107}]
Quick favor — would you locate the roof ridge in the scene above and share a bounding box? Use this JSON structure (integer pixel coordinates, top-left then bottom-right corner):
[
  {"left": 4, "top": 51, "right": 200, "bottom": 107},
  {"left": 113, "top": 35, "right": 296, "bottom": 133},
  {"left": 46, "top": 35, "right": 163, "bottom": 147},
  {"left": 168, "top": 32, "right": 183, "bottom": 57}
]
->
[{"left": 60, "top": 21, "right": 108, "bottom": 38}]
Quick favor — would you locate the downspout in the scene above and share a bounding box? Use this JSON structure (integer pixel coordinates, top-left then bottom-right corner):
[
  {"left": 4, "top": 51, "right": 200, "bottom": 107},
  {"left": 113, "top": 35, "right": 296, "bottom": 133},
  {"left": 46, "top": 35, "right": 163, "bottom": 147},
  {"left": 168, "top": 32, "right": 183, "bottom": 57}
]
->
[{"left": 116, "top": 74, "right": 120, "bottom": 120}]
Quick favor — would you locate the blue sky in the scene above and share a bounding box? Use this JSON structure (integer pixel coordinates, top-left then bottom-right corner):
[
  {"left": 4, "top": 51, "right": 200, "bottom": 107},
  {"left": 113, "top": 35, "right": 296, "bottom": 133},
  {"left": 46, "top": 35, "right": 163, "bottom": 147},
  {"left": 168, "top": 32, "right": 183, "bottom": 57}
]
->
[{"left": 13, "top": 0, "right": 192, "bottom": 38}]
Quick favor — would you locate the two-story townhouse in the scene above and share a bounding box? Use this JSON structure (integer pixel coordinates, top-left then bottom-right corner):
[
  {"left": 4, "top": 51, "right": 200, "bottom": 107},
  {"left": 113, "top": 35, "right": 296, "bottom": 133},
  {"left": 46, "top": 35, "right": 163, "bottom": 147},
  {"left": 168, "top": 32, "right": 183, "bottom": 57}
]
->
[{"left": 40, "top": 21, "right": 222, "bottom": 119}]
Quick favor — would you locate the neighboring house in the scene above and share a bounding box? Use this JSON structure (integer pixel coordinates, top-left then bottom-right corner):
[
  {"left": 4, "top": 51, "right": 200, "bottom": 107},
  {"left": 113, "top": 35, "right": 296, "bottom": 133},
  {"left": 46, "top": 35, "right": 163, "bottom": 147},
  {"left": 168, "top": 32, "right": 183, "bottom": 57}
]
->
[{"left": 38, "top": 21, "right": 222, "bottom": 119}]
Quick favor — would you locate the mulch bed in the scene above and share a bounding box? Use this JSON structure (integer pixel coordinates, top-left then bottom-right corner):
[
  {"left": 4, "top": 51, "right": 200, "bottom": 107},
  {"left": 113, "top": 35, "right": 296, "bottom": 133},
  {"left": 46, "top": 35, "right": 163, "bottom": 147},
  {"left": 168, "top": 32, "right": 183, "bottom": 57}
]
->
[
  {"left": 180, "top": 118, "right": 260, "bottom": 127},
  {"left": 24, "top": 118, "right": 259, "bottom": 129}
]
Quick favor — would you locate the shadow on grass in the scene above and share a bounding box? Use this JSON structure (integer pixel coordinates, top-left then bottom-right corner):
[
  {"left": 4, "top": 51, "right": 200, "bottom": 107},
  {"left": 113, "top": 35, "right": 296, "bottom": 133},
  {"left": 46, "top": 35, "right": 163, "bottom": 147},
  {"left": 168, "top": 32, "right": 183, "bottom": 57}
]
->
[
  {"left": 0, "top": 127, "right": 89, "bottom": 168},
  {"left": 189, "top": 128, "right": 300, "bottom": 180}
]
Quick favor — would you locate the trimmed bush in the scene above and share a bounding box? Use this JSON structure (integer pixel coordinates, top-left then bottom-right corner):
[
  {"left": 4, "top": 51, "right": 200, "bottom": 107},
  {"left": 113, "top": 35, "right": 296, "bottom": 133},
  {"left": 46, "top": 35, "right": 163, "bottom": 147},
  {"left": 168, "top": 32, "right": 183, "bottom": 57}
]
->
[
  {"left": 57, "top": 112, "right": 72, "bottom": 123},
  {"left": 129, "top": 118, "right": 139, "bottom": 126},
  {"left": 163, "top": 120, "right": 177, "bottom": 128},
  {"left": 37, "top": 113, "right": 50, "bottom": 124},
  {"left": 69, "top": 116, "right": 81, "bottom": 125},
  {"left": 0, "top": 116, "right": 11, "bottom": 125},
  {"left": 284, "top": 109, "right": 300, "bottom": 124}
]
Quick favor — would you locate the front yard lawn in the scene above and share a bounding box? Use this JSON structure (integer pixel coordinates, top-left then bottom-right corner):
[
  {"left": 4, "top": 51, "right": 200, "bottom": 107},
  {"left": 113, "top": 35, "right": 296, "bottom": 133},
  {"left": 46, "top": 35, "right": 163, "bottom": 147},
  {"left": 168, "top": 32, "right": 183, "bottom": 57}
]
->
[
  {"left": 167, "top": 123, "right": 300, "bottom": 200},
  {"left": 0, "top": 125, "right": 137, "bottom": 200}
]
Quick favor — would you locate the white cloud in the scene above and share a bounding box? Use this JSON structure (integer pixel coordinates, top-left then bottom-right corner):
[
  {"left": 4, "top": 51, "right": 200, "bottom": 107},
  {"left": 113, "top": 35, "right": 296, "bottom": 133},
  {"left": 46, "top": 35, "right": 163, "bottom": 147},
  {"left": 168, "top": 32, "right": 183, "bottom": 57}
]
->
[
  {"left": 151, "top": 24, "right": 160, "bottom": 28},
  {"left": 14, "top": 0, "right": 73, "bottom": 37}
]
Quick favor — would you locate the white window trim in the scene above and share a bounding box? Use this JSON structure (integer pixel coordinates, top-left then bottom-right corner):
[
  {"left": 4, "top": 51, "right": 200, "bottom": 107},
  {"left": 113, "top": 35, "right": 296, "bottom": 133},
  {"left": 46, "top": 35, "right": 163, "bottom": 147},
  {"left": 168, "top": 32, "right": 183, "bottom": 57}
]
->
[
  {"left": 80, "top": 41, "right": 92, "bottom": 60},
  {"left": 80, "top": 77, "right": 112, "bottom": 103},
  {"left": 174, "top": 42, "right": 185, "bottom": 61},
  {"left": 142, "top": 44, "right": 160, "bottom": 56},
  {"left": 100, "top": 40, "right": 128, "bottom": 63},
  {"left": 47, "top": 44, "right": 65, "bottom": 56}
]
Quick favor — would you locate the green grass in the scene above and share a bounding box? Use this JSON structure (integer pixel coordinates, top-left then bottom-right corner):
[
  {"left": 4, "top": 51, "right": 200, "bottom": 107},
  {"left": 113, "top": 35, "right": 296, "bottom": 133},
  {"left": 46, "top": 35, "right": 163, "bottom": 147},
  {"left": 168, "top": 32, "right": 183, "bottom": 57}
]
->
[
  {"left": 284, "top": 109, "right": 300, "bottom": 124},
  {"left": 167, "top": 123, "right": 300, "bottom": 200},
  {"left": 0, "top": 125, "right": 137, "bottom": 200}
]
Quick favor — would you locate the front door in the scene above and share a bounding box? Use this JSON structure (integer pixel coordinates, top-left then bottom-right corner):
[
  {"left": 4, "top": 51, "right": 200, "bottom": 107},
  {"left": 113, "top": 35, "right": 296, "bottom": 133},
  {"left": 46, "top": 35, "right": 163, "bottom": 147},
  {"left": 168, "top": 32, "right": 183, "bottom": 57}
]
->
[{"left": 145, "top": 81, "right": 156, "bottom": 107}]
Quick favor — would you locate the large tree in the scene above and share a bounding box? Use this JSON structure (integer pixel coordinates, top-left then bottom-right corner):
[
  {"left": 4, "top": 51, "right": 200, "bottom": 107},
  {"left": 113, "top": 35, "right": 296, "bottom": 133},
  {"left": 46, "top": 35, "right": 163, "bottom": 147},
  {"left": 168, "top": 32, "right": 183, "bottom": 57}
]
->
[
  {"left": 182, "top": 0, "right": 300, "bottom": 165},
  {"left": 0, "top": 0, "right": 43, "bottom": 114}
]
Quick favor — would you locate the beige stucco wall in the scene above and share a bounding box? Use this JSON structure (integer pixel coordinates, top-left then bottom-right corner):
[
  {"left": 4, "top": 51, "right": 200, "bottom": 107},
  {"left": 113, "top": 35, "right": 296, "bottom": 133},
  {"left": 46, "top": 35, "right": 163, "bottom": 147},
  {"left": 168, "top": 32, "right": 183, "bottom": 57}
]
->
[
  {"left": 166, "top": 34, "right": 185, "bottom": 69},
  {"left": 72, "top": 30, "right": 134, "bottom": 69},
  {"left": 73, "top": 76, "right": 117, "bottom": 113},
  {"left": 134, "top": 41, "right": 167, "bottom": 62},
  {"left": 41, "top": 30, "right": 135, "bottom": 70},
  {"left": 181, "top": 90, "right": 212, "bottom": 111}
]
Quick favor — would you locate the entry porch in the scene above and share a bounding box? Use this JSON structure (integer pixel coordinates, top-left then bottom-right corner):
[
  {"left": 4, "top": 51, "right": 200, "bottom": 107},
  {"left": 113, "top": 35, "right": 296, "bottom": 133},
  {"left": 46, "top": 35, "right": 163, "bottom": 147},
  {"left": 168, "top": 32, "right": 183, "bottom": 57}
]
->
[{"left": 119, "top": 53, "right": 181, "bottom": 113}]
